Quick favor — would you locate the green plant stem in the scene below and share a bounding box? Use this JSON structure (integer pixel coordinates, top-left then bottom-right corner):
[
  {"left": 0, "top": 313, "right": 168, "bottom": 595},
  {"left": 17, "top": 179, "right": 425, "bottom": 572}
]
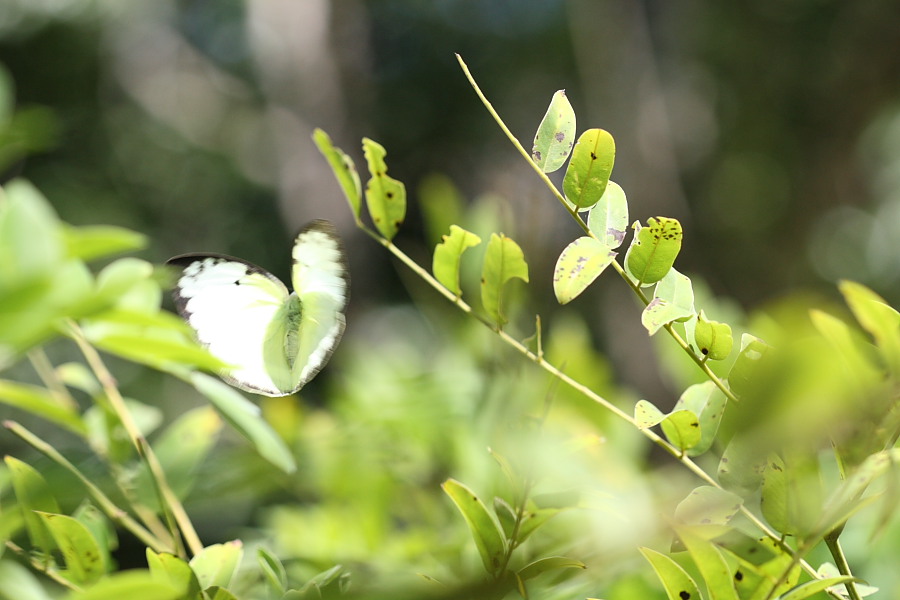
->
[
  {"left": 27, "top": 348, "right": 77, "bottom": 410},
  {"left": 825, "top": 531, "right": 863, "bottom": 600},
  {"left": 366, "top": 224, "right": 828, "bottom": 584},
  {"left": 3, "top": 419, "right": 166, "bottom": 553},
  {"left": 456, "top": 54, "right": 738, "bottom": 407},
  {"left": 67, "top": 322, "right": 203, "bottom": 557}
]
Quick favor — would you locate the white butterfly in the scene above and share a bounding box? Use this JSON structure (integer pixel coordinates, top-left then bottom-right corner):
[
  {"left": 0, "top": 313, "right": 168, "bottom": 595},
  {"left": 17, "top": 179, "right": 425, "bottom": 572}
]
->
[{"left": 167, "top": 220, "right": 349, "bottom": 397}]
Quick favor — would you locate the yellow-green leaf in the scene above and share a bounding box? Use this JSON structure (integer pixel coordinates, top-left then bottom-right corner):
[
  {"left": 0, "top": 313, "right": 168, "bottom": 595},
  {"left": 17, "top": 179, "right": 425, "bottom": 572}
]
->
[
  {"left": 660, "top": 409, "right": 701, "bottom": 453},
  {"left": 481, "top": 233, "right": 529, "bottom": 326},
  {"left": 189, "top": 540, "right": 244, "bottom": 591},
  {"left": 624, "top": 217, "right": 683, "bottom": 287},
  {"left": 5, "top": 456, "right": 59, "bottom": 554},
  {"left": 563, "top": 129, "right": 615, "bottom": 208},
  {"left": 640, "top": 547, "right": 702, "bottom": 600},
  {"left": 433, "top": 225, "right": 481, "bottom": 296},
  {"left": 362, "top": 137, "right": 406, "bottom": 240},
  {"left": 313, "top": 129, "right": 362, "bottom": 220},
  {"left": 694, "top": 311, "right": 734, "bottom": 360},
  {"left": 586, "top": 181, "right": 628, "bottom": 248},
  {"left": 37, "top": 512, "right": 106, "bottom": 585},
  {"left": 553, "top": 237, "right": 616, "bottom": 305},
  {"left": 531, "top": 90, "right": 576, "bottom": 173},
  {"left": 441, "top": 478, "right": 506, "bottom": 576}
]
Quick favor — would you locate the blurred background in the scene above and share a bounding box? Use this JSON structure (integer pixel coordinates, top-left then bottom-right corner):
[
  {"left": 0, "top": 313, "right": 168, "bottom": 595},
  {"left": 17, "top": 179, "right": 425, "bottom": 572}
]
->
[{"left": 2, "top": 0, "right": 900, "bottom": 596}]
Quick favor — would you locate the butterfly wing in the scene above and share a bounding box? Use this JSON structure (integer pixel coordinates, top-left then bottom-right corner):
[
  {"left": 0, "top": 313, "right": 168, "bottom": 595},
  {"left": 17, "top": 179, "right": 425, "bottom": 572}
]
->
[
  {"left": 167, "top": 254, "right": 296, "bottom": 396},
  {"left": 287, "top": 220, "right": 349, "bottom": 391}
]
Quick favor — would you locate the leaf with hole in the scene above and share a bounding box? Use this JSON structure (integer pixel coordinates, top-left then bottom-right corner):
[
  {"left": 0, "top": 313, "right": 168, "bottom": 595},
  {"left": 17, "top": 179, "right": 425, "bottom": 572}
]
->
[
  {"left": 433, "top": 225, "right": 481, "bottom": 296},
  {"left": 553, "top": 236, "right": 616, "bottom": 305},
  {"left": 362, "top": 137, "right": 406, "bottom": 240},
  {"left": 531, "top": 90, "right": 576, "bottom": 173},
  {"left": 563, "top": 129, "right": 616, "bottom": 208},
  {"left": 481, "top": 233, "right": 529, "bottom": 326}
]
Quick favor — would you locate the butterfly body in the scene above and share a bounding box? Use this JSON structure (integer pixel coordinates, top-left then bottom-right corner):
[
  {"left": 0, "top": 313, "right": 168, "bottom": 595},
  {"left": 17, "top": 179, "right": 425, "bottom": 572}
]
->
[{"left": 168, "top": 220, "right": 348, "bottom": 397}]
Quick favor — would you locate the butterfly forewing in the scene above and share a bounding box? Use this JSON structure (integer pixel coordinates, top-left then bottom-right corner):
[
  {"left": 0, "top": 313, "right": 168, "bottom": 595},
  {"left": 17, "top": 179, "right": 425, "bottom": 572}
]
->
[
  {"left": 290, "top": 220, "right": 350, "bottom": 388},
  {"left": 168, "top": 255, "right": 295, "bottom": 396}
]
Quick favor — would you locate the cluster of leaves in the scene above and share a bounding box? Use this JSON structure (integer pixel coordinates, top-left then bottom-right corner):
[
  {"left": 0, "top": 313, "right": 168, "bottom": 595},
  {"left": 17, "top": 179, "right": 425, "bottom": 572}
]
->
[{"left": 311, "top": 56, "right": 900, "bottom": 600}]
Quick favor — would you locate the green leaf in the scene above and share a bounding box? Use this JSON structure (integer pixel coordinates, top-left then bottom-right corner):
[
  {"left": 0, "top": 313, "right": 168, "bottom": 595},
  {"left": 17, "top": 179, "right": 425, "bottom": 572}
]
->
[
  {"left": 492, "top": 497, "right": 517, "bottom": 539},
  {"left": 694, "top": 311, "right": 733, "bottom": 360},
  {"left": 95, "top": 258, "right": 155, "bottom": 305},
  {"left": 672, "top": 382, "right": 727, "bottom": 456},
  {"left": 191, "top": 373, "right": 296, "bottom": 473},
  {"left": 586, "top": 181, "right": 628, "bottom": 247},
  {"left": 65, "top": 570, "right": 181, "bottom": 600},
  {"left": 205, "top": 587, "right": 239, "bottom": 600},
  {"left": 36, "top": 512, "right": 105, "bottom": 585},
  {"left": 362, "top": 137, "right": 406, "bottom": 240},
  {"left": 718, "top": 435, "right": 766, "bottom": 496},
  {"left": 0, "top": 380, "right": 86, "bottom": 436},
  {"left": 726, "top": 334, "right": 771, "bottom": 399},
  {"left": 481, "top": 233, "right": 529, "bottom": 326},
  {"left": 0, "top": 559, "right": 54, "bottom": 600},
  {"left": 146, "top": 550, "right": 201, "bottom": 600},
  {"left": 516, "top": 507, "right": 562, "bottom": 544},
  {"left": 62, "top": 225, "right": 146, "bottom": 262},
  {"left": 531, "top": 90, "right": 576, "bottom": 173},
  {"left": 674, "top": 486, "right": 743, "bottom": 539},
  {"left": 5, "top": 456, "right": 59, "bottom": 554},
  {"left": 760, "top": 454, "right": 822, "bottom": 537},
  {"left": 839, "top": 280, "right": 900, "bottom": 373},
  {"left": 624, "top": 217, "right": 683, "bottom": 287},
  {"left": 441, "top": 478, "right": 507, "bottom": 575},
  {"left": 818, "top": 449, "right": 900, "bottom": 538},
  {"left": 639, "top": 547, "right": 702, "bottom": 600},
  {"left": 433, "top": 225, "right": 482, "bottom": 296},
  {"left": 677, "top": 527, "right": 739, "bottom": 600},
  {"left": 0, "top": 179, "right": 63, "bottom": 288},
  {"left": 563, "top": 129, "right": 616, "bottom": 208},
  {"left": 257, "top": 547, "right": 287, "bottom": 597},
  {"left": 189, "top": 540, "right": 244, "bottom": 591},
  {"left": 635, "top": 399, "right": 666, "bottom": 429},
  {"left": 776, "top": 576, "right": 864, "bottom": 600},
  {"left": 642, "top": 269, "right": 695, "bottom": 335},
  {"left": 517, "top": 556, "right": 585, "bottom": 581},
  {"left": 552, "top": 236, "right": 616, "bottom": 304},
  {"left": 312, "top": 129, "right": 362, "bottom": 220},
  {"left": 660, "top": 410, "right": 702, "bottom": 453}
]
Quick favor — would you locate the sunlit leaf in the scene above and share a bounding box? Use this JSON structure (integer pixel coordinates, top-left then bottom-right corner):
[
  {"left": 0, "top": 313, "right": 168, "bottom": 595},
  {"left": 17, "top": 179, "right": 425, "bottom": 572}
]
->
[
  {"left": 37, "top": 512, "right": 105, "bottom": 584},
  {"left": 531, "top": 90, "right": 576, "bottom": 173},
  {"left": 0, "top": 179, "right": 63, "bottom": 288},
  {"left": 642, "top": 269, "right": 695, "bottom": 335},
  {"left": 433, "top": 225, "right": 481, "bottom": 296},
  {"left": 660, "top": 410, "right": 701, "bottom": 453},
  {"left": 0, "top": 380, "right": 86, "bottom": 436},
  {"left": 674, "top": 486, "right": 743, "bottom": 539},
  {"left": 517, "top": 556, "right": 585, "bottom": 581},
  {"left": 62, "top": 225, "right": 146, "bottom": 262},
  {"left": 718, "top": 435, "right": 766, "bottom": 495},
  {"left": 677, "top": 527, "right": 740, "bottom": 600},
  {"left": 481, "top": 233, "right": 529, "bottom": 326},
  {"left": 586, "top": 181, "right": 628, "bottom": 248},
  {"left": 313, "top": 129, "right": 362, "bottom": 220},
  {"left": 441, "top": 478, "right": 507, "bottom": 575},
  {"left": 776, "top": 576, "right": 864, "bottom": 600},
  {"left": 726, "top": 334, "right": 771, "bottom": 399},
  {"left": 146, "top": 550, "right": 202, "bottom": 600},
  {"left": 563, "top": 129, "right": 615, "bottom": 208},
  {"left": 839, "top": 280, "right": 900, "bottom": 373},
  {"left": 639, "top": 547, "right": 702, "bottom": 600},
  {"left": 66, "top": 570, "right": 181, "bottom": 600},
  {"left": 362, "top": 137, "right": 406, "bottom": 240},
  {"left": 517, "top": 506, "right": 562, "bottom": 544},
  {"left": 191, "top": 373, "right": 296, "bottom": 473},
  {"left": 5, "top": 456, "right": 59, "bottom": 554},
  {"left": 189, "top": 541, "right": 244, "bottom": 591},
  {"left": 694, "top": 311, "right": 733, "bottom": 360},
  {"left": 0, "top": 560, "right": 54, "bottom": 600},
  {"left": 257, "top": 548, "right": 287, "bottom": 597},
  {"left": 672, "top": 382, "right": 727, "bottom": 456},
  {"left": 818, "top": 449, "right": 900, "bottom": 538},
  {"left": 635, "top": 399, "right": 666, "bottom": 429},
  {"left": 552, "top": 236, "right": 616, "bottom": 304},
  {"left": 624, "top": 217, "right": 683, "bottom": 287}
]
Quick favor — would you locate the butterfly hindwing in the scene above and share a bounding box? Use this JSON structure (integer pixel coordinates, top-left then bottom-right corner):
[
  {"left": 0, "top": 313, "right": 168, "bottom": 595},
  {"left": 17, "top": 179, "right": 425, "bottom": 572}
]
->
[{"left": 289, "top": 220, "right": 350, "bottom": 389}]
